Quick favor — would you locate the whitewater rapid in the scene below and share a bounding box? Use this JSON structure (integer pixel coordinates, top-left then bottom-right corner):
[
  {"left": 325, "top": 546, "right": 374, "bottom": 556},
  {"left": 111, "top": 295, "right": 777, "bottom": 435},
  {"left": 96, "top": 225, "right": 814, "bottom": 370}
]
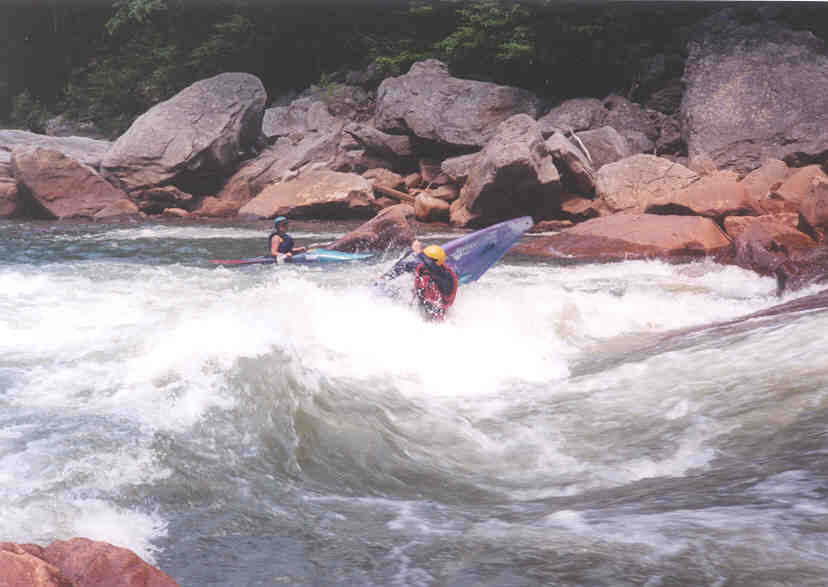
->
[{"left": 2, "top": 219, "right": 826, "bottom": 585}]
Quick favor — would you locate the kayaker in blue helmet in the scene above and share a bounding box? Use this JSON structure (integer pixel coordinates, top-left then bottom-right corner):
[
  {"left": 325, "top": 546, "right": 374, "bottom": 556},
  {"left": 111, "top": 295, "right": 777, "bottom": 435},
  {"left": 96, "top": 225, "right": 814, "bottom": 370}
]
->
[{"left": 268, "top": 216, "right": 307, "bottom": 259}]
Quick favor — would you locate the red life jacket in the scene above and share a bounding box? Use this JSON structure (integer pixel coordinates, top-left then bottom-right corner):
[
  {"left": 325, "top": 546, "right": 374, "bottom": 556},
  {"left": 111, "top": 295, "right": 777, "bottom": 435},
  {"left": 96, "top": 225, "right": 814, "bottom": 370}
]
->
[{"left": 414, "top": 263, "right": 458, "bottom": 320}]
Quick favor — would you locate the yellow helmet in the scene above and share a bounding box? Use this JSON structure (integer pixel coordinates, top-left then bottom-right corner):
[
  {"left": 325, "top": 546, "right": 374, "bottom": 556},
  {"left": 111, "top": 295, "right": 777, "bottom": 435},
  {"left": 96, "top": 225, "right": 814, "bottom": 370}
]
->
[{"left": 423, "top": 245, "right": 446, "bottom": 266}]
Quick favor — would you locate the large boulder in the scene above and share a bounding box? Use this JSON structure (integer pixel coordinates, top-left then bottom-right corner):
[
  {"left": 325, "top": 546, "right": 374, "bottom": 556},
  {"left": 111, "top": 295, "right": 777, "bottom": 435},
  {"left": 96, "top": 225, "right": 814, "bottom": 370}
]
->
[
  {"left": 238, "top": 169, "right": 375, "bottom": 219},
  {"left": 375, "top": 60, "right": 540, "bottom": 149},
  {"left": 772, "top": 165, "right": 828, "bottom": 207},
  {"left": 0, "top": 542, "right": 69, "bottom": 587},
  {"left": 449, "top": 114, "right": 561, "bottom": 227},
  {"left": 0, "top": 130, "right": 111, "bottom": 168},
  {"left": 681, "top": 10, "right": 828, "bottom": 173},
  {"left": 595, "top": 154, "right": 698, "bottom": 213},
  {"left": 11, "top": 147, "right": 128, "bottom": 219},
  {"left": 647, "top": 170, "right": 758, "bottom": 219},
  {"left": 102, "top": 72, "right": 267, "bottom": 192},
  {"left": 326, "top": 203, "right": 415, "bottom": 253},
  {"left": 42, "top": 538, "right": 177, "bottom": 587},
  {"left": 0, "top": 539, "right": 176, "bottom": 587},
  {"left": 215, "top": 127, "right": 343, "bottom": 208},
  {"left": 740, "top": 158, "right": 790, "bottom": 204},
  {"left": 514, "top": 213, "right": 732, "bottom": 262},
  {"left": 732, "top": 218, "right": 818, "bottom": 280}
]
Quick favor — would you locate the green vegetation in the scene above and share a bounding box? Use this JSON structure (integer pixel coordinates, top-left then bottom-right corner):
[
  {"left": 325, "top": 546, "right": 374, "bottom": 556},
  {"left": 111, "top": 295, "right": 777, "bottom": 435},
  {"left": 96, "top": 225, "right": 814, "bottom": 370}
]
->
[{"left": 2, "top": 1, "right": 826, "bottom": 138}]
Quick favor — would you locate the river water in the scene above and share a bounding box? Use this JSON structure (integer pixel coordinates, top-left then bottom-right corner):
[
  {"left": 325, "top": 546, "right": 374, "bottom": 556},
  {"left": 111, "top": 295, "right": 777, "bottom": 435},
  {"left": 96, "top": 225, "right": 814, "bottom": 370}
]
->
[{"left": 1, "top": 218, "right": 827, "bottom": 586}]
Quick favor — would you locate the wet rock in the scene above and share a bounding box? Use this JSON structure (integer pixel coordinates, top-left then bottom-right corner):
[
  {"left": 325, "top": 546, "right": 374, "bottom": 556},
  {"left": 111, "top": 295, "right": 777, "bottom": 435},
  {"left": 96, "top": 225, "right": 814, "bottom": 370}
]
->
[
  {"left": 647, "top": 170, "right": 759, "bottom": 219},
  {"left": 514, "top": 213, "right": 731, "bottom": 262},
  {"left": 0, "top": 542, "right": 69, "bottom": 587},
  {"left": 42, "top": 538, "right": 177, "bottom": 587},
  {"left": 731, "top": 218, "right": 817, "bottom": 281},
  {"left": 94, "top": 198, "right": 142, "bottom": 221},
  {"left": 326, "top": 203, "right": 415, "bottom": 253}
]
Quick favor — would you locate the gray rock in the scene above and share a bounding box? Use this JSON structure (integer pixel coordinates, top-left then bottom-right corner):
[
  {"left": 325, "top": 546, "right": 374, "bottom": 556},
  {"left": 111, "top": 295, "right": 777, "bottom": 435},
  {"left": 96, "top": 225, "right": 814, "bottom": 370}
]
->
[
  {"left": 450, "top": 114, "right": 561, "bottom": 227},
  {"left": 681, "top": 10, "right": 828, "bottom": 173},
  {"left": 0, "top": 129, "right": 112, "bottom": 168},
  {"left": 577, "top": 126, "right": 632, "bottom": 171},
  {"left": 102, "top": 72, "right": 267, "bottom": 192},
  {"left": 537, "top": 98, "right": 607, "bottom": 137},
  {"left": 375, "top": 59, "right": 540, "bottom": 148}
]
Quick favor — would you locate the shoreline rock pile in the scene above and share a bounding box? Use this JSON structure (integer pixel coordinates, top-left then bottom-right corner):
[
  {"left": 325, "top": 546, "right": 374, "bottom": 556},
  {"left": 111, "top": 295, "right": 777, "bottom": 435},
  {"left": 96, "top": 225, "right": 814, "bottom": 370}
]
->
[{"left": 1, "top": 7, "right": 826, "bottom": 292}]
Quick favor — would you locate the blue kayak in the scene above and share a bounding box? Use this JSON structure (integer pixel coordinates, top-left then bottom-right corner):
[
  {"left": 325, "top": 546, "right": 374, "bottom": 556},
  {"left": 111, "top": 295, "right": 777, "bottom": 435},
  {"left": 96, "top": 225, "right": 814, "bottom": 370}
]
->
[
  {"left": 442, "top": 216, "right": 533, "bottom": 284},
  {"left": 210, "top": 249, "right": 373, "bottom": 266},
  {"left": 376, "top": 216, "right": 533, "bottom": 287}
]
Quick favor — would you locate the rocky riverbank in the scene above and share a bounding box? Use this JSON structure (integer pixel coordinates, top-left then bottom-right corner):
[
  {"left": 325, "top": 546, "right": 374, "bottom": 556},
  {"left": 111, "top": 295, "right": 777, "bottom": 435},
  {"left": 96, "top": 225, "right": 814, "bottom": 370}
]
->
[{"left": 1, "top": 5, "right": 826, "bottom": 297}]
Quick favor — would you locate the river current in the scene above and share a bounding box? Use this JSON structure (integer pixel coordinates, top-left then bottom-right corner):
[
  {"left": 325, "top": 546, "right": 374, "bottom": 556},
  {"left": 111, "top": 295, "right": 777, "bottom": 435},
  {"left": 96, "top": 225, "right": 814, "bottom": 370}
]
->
[{"left": 1, "top": 218, "right": 826, "bottom": 586}]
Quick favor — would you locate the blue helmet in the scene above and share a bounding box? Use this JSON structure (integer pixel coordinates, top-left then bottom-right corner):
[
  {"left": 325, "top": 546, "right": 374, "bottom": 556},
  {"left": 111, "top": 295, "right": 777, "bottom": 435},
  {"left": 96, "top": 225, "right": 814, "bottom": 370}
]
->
[{"left": 273, "top": 216, "right": 287, "bottom": 228}]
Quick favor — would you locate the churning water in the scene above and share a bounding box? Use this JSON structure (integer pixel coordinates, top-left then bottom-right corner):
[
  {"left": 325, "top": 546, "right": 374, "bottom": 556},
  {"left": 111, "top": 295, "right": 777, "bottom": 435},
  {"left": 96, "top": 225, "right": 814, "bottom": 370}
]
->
[{"left": 1, "top": 218, "right": 827, "bottom": 586}]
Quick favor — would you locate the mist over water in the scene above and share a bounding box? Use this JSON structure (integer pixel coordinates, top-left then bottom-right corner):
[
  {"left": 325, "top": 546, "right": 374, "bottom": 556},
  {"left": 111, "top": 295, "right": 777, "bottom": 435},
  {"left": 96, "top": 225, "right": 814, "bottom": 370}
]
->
[{"left": 2, "top": 218, "right": 827, "bottom": 586}]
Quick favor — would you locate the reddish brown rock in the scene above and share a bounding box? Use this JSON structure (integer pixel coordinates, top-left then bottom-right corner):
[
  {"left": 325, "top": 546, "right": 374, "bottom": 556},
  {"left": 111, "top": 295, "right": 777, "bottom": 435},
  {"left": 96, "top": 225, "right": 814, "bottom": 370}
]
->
[
  {"left": 327, "top": 203, "right": 415, "bottom": 253},
  {"left": 648, "top": 170, "right": 758, "bottom": 219},
  {"left": 528, "top": 219, "right": 574, "bottom": 233},
  {"left": 723, "top": 213, "right": 800, "bottom": 240},
  {"left": 741, "top": 159, "right": 789, "bottom": 203},
  {"left": 514, "top": 213, "right": 732, "bottom": 262},
  {"left": 94, "top": 199, "right": 142, "bottom": 220},
  {"left": 11, "top": 147, "right": 128, "bottom": 219},
  {"left": 362, "top": 168, "right": 406, "bottom": 192},
  {"left": 561, "top": 195, "right": 608, "bottom": 222},
  {"left": 42, "top": 538, "right": 177, "bottom": 587},
  {"left": 0, "top": 547, "right": 70, "bottom": 587},
  {"left": 732, "top": 218, "right": 817, "bottom": 281},
  {"left": 595, "top": 154, "right": 697, "bottom": 213},
  {"left": 238, "top": 170, "right": 375, "bottom": 219},
  {"left": 192, "top": 196, "right": 241, "bottom": 218},
  {"left": 414, "top": 193, "right": 450, "bottom": 222},
  {"left": 773, "top": 165, "right": 828, "bottom": 206}
]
